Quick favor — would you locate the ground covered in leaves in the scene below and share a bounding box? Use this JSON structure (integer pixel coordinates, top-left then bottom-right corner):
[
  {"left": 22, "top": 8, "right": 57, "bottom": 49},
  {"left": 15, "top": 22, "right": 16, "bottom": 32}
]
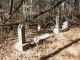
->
[{"left": 0, "top": 27, "right": 80, "bottom": 60}]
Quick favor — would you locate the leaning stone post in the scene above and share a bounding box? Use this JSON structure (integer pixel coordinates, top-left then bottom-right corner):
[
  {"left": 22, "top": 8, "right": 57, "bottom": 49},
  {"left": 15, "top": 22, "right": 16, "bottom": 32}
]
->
[{"left": 15, "top": 24, "right": 26, "bottom": 51}]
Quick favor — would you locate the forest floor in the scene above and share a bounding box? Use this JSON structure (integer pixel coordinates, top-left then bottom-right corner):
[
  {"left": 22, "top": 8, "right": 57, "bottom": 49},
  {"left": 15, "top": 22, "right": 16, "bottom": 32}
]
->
[{"left": 0, "top": 26, "right": 80, "bottom": 60}]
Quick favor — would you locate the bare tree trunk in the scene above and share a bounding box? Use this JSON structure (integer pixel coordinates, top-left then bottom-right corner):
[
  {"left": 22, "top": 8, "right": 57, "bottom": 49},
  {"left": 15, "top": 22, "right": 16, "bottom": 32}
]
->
[
  {"left": 0, "top": 0, "right": 3, "bottom": 8},
  {"left": 9, "top": 0, "right": 13, "bottom": 15},
  {"left": 74, "top": 0, "right": 79, "bottom": 14}
]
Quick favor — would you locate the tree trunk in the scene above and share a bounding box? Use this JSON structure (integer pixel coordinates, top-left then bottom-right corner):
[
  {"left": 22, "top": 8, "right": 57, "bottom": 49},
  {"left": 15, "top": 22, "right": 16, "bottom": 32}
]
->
[{"left": 9, "top": 0, "right": 13, "bottom": 15}]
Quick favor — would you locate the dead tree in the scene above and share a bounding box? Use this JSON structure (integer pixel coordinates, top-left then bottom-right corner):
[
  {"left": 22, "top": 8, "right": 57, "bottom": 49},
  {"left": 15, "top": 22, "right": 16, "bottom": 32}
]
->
[{"left": 9, "top": 0, "right": 13, "bottom": 15}]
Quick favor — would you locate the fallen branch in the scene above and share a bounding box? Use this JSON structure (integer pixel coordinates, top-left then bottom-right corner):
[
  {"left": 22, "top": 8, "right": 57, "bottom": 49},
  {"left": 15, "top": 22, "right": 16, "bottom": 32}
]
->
[{"left": 0, "top": 23, "right": 19, "bottom": 26}]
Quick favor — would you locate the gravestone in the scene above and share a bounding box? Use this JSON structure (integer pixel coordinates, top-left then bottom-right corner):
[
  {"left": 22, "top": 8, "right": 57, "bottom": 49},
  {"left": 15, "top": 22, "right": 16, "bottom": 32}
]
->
[
  {"left": 37, "top": 23, "right": 41, "bottom": 31},
  {"left": 15, "top": 24, "right": 26, "bottom": 51},
  {"left": 53, "top": 16, "right": 60, "bottom": 34}
]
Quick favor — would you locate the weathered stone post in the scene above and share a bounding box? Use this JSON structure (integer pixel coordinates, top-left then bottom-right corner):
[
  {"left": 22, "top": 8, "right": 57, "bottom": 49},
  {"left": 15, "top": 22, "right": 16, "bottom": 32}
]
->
[
  {"left": 53, "top": 15, "right": 60, "bottom": 34},
  {"left": 62, "top": 20, "right": 69, "bottom": 30},
  {"left": 15, "top": 24, "right": 26, "bottom": 51},
  {"left": 37, "top": 23, "right": 41, "bottom": 31}
]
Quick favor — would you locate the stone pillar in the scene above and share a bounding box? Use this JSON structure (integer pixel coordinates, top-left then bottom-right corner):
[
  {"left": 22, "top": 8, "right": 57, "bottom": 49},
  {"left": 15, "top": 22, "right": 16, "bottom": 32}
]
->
[
  {"left": 37, "top": 23, "right": 41, "bottom": 31},
  {"left": 53, "top": 15, "right": 60, "bottom": 34},
  {"left": 62, "top": 20, "right": 69, "bottom": 30},
  {"left": 15, "top": 24, "right": 26, "bottom": 51}
]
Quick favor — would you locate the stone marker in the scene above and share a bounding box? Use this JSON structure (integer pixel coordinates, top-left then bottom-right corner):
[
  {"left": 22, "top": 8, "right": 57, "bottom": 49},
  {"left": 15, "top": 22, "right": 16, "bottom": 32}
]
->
[
  {"left": 34, "top": 33, "right": 53, "bottom": 43},
  {"left": 15, "top": 24, "right": 26, "bottom": 51},
  {"left": 62, "top": 20, "right": 69, "bottom": 30},
  {"left": 53, "top": 16, "right": 60, "bottom": 34},
  {"left": 37, "top": 23, "right": 41, "bottom": 31}
]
